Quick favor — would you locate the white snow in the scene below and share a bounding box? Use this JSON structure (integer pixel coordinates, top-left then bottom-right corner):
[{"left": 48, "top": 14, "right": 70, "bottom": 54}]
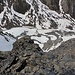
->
[
  {"left": 34, "top": 41, "right": 44, "bottom": 49},
  {"left": 0, "top": 7, "right": 6, "bottom": 25},
  {"left": 0, "top": 35, "right": 16, "bottom": 51},
  {"left": 48, "top": 35, "right": 57, "bottom": 41},
  {"left": 57, "top": 18, "right": 73, "bottom": 31},
  {"left": 62, "top": 35, "right": 75, "bottom": 42},
  {"left": 31, "top": 35, "right": 49, "bottom": 43},
  {"left": 59, "top": 0, "right": 64, "bottom": 13},
  {"left": 3, "top": 27, "right": 37, "bottom": 37}
]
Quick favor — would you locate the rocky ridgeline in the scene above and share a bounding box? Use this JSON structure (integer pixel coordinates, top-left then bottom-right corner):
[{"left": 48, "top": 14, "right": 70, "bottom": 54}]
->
[
  {"left": 0, "top": 0, "right": 75, "bottom": 75},
  {"left": 0, "top": 0, "right": 31, "bottom": 29},
  {"left": 0, "top": 0, "right": 75, "bottom": 17},
  {"left": 40, "top": 0, "right": 75, "bottom": 18},
  {"left": 0, "top": 36, "right": 75, "bottom": 75},
  {"left": 0, "top": 0, "right": 75, "bottom": 29}
]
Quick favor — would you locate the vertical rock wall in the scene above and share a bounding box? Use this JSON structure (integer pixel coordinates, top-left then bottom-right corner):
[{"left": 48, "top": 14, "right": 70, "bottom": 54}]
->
[
  {"left": 40, "top": 0, "right": 75, "bottom": 19},
  {"left": 61, "top": 0, "right": 75, "bottom": 18}
]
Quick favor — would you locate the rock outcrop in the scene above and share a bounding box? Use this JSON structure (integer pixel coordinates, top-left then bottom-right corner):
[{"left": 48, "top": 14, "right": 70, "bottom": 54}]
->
[
  {"left": 0, "top": 36, "right": 75, "bottom": 75},
  {"left": 0, "top": 0, "right": 75, "bottom": 74},
  {"left": 0, "top": 0, "right": 75, "bottom": 29},
  {"left": 40, "top": 0, "right": 75, "bottom": 18},
  {"left": 13, "top": 0, "right": 31, "bottom": 14},
  {"left": 40, "top": 0, "right": 59, "bottom": 12},
  {"left": 61, "top": 0, "right": 75, "bottom": 18}
]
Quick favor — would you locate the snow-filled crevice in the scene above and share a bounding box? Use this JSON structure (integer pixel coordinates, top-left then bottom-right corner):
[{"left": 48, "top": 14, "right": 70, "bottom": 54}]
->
[{"left": 59, "top": 0, "right": 64, "bottom": 13}]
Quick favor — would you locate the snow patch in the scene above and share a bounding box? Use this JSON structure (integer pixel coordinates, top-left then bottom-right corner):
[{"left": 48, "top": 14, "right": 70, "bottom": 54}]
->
[{"left": 0, "top": 35, "right": 16, "bottom": 51}]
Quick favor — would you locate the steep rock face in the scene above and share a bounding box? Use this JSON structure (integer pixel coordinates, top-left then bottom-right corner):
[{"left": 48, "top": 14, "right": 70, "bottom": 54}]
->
[
  {"left": 40, "top": 0, "right": 75, "bottom": 19},
  {"left": 0, "top": 0, "right": 75, "bottom": 29},
  {"left": 60, "top": 0, "right": 75, "bottom": 18},
  {"left": 40, "top": 0, "right": 59, "bottom": 12},
  {"left": 13, "top": 0, "right": 31, "bottom": 14},
  {"left": 0, "top": 4, "right": 3, "bottom": 13},
  {"left": 0, "top": 0, "right": 4, "bottom": 13},
  {"left": 1, "top": 36, "right": 75, "bottom": 75},
  {"left": 0, "top": 0, "right": 75, "bottom": 51}
]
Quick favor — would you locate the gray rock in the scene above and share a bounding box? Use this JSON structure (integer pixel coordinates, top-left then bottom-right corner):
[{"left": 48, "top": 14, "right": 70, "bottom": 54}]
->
[
  {"left": 13, "top": 0, "right": 31, "bottom": 14},
  {"left": 40, "top": 0, "right": 59, "bottom": 12},
  {"left": 0, "top": 36, "right": 75, "bottom": 75},
  {"left": 61, "top": 0, "right": 75, "bottom": 18},
  {"left": 0, "top": 2, "right": 3, "bottom": 13}
]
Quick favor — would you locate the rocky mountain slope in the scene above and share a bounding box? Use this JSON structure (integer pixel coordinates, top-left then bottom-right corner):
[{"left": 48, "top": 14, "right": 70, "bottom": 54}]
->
[
  {"left": 0, "top": 0, "right": 75, "bottom": 75},
  {"left": 0, "top": 0, "right": 75, "bottom": 52},
  {"left": 0, "top": 36, "right": 75, "bottom": 75}
]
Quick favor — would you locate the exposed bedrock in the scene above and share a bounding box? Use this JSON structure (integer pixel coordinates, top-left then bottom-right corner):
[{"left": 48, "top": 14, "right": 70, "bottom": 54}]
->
[
  {"left": 1, "top": 36, "right": 75, "bottom": 75},
  {"left": 40, "top": 0, "right": 75, "bottom": 19},
  {"left": 40, "top": 0, "right": 59, "bottom": 12},
  {"left": 61, "top": 0, "right": 75, "bottom": 19},
  {"left": 0, "top": 0, "right": 75, "bottom": 18},
  {"left": 0, "top": 0, "right": 4, "bottom": 13},
  {"left": 13, "top": 0, "right": 31, "bottom": 14},
  {"left": 0, "top": 0, "right": 31, "bottom": 14}
]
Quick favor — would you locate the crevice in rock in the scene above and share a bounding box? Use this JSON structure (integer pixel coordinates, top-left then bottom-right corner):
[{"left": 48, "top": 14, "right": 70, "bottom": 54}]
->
[
  {"left": 0, "top": 57, "right": 6, "bottom": 60},
  {"left": 5, "top": 56, "right": 19, "bottom": 70},
  {"left": 10, "top": 57, "right": 19, "bottom": 66},
  {"left": 16, "top": 60, "right": 27, "bottom": 72}
]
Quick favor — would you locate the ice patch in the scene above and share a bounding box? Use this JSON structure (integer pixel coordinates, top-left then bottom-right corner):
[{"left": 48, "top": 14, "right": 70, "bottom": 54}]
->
[
  {"left": 3, "top": 27, "right": 37, "bottom": 37},
  {"left": 0, "top": 35, "right": 16, "bottom": 51}
]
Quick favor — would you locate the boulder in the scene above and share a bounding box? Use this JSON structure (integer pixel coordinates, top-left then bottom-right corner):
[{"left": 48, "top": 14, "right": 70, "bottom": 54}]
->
[{"left": 13, "top": 0, "right": 31, "bottom": 14}]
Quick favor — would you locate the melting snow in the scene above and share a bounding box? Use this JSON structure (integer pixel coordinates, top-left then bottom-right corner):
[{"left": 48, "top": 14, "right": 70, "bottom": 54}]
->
[
  {"left": 31, "top": 35, "right": 49, "bottom": 43},
  {"left": 3, "top": 27, "right": 37, "bottom": 37}
]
